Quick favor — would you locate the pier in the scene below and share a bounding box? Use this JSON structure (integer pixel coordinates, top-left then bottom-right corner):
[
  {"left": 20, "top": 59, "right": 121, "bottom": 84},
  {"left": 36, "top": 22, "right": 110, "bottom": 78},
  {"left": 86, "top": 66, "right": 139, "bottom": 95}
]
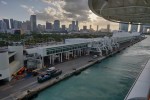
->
[{"left": 12, "top": 37, "right": 145, "bottom": 100}]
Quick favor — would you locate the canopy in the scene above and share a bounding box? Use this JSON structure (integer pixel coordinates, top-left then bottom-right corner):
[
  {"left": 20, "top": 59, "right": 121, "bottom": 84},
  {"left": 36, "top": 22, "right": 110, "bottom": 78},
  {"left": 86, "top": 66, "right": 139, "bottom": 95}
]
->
[{"left": 89, "top": 0, "right": 150, "bottom": 24}]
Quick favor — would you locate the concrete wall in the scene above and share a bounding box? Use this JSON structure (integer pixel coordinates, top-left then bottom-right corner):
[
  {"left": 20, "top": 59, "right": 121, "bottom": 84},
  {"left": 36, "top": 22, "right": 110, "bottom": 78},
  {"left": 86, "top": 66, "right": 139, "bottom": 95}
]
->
[
  {"left": 0, "top": 46, "right": 24, "bottom": 81},
  {"left": 8, "top": 46, "right": 24, "bottom": 67},
  {"left": 0, "top": 52, "right": 10, "bottom": 80},
  {"left": 9, "top": 61, "right": 20, "bottom": 78}
]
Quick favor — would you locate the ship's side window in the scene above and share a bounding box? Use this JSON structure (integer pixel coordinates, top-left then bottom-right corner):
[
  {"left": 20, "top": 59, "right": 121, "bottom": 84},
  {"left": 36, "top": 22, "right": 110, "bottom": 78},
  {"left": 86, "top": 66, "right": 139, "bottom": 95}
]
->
[{"left": 0, "top": 74, "right": 2, "bottom": 77}]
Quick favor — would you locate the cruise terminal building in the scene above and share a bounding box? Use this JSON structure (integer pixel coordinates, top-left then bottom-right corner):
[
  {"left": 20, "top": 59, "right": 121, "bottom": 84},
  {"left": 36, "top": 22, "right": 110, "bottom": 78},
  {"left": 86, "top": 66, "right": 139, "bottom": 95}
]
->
[{"left": 0, "top": 32, "right": 140, "bottom": 81}]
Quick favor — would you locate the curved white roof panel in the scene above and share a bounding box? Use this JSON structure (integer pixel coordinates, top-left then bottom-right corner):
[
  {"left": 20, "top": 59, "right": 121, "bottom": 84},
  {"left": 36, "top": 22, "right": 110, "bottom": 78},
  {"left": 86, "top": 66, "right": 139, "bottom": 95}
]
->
[
  {"left": 125, "top": 60, "right": 150, "bottom": 100},
  {"left": 89, "top": 0, "right": 150, "bottom": 24}
]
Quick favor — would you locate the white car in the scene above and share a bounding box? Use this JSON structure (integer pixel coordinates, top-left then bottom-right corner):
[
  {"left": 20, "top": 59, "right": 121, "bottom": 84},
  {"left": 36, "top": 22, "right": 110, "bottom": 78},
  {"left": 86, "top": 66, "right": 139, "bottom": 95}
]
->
[
  {"left": 93, "top": 55, "right": 98, "bottom": 59},
  {"left": 47, "top": 67, "right": 56, "bottom": 73}
]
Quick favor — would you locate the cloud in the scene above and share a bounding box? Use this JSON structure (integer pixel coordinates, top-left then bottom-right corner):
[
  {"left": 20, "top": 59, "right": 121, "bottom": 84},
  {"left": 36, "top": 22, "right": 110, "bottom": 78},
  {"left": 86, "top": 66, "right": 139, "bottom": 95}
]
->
[
  {"left": 19, "top": 0, "right": 118, "bottom": 30},
  {"left": 36, "top": 0, "right": 69, "bottom": 22},
  {"left": 63, "top": 0, "right": 91, "bottom": 22},
  {"left": 1, "top": 1, "right": 7, "bottom": 5},
  {"left": 36, "top": 7, "right": 69, "bottom": 23},
  {"left": 20, "top": 5, "right": 28, "bottom": 9},
  {"left": 20, "top": 5, "right": 35, "bottom": 15},
  {"left": 35, "top": 0, "right": 92, "bottom": 25}
]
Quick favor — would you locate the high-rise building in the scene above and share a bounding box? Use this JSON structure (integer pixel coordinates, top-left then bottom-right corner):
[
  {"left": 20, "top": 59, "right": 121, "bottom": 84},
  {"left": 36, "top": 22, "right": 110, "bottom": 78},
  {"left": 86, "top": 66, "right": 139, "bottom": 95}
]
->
[
  {"left": 13, "top": 20, "right": 18, "bottom": 29},
  {"left": 139, "top": 25, "right": 144, "bottom": 33},
  {"left": 62, "top": 25, "right": 66, "bottom": 31},
  {"left": 130, "top": 24, "right": 138, "bottom": 32},
  {"left": 38, "top": 24, "right": 45, "bottom": 32},
  {"left": 72, "top": 21, "right": 76, "bottom": 31},
  {"left": 119, "top": 23, "right": 129, "bottom": 32},
  {"left": 0, "top": 21, "right": 1, "bottom": 30},
  {"left": 76, "top": 21, "right": 79, "bottom": 31},
  {"left": 13, "top": 20, "right": 22, "bottom": 29},
  {"left": 30, "top": 15, "right": 37, "bottom": 32},
  {"left": 90, "top": 25, "right": 92, "bottom": 30},
  {"left": 142, "top": 25, "right": 150, "bottom": 33},
  {"left": 97, "top": 25, "right": 99, "bottom": 31},
  {"left": 0, "top": 20, "right": 7, "bottom": 33},
  {"left": 18, "top": 21, "right": 22, "bottom": 29},
  {"left": 14, "top": 20, "right": 19, "bottom": 29},
  {"left": 54, "top": 20, "right": 60, "bottom": 31},
  {"left": 3, "top": 19, "right": 10, "bottom": 29},
  {"left": 107, "top": 24, "right": 110, "bottom": 32},
  {"left": 26, "top": 20, "right": 31, "bottom": 30},
  {"left": 22, "top": 21, "right": 31, "bottom": 31},
  {"left": 83, "top": 26, "right": 87, "bottom": 30},
  {"left": 10, "top": 19, "right": 14, "bottom": 29},
  {"left": 46, "top": 21, "right": 52, "bottom": 30},
  {"left": 22, "top": 21, "right": 27, "bottom": 30},
  {"left": 69, "top": 24, "right": 72, "bottom": 31}
]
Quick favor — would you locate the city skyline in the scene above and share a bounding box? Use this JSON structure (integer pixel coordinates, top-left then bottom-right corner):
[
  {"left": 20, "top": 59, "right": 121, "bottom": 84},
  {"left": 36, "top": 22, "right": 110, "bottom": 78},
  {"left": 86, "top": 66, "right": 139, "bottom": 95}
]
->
[
  {"left": 0, "top": 0, "right": 119, "bottom": 30},
  {"left": 0, "top": 15, "right": 100, "bottom": 33},
  {"left": 0, "top": 15, "right": 145, "bottom": 34}
]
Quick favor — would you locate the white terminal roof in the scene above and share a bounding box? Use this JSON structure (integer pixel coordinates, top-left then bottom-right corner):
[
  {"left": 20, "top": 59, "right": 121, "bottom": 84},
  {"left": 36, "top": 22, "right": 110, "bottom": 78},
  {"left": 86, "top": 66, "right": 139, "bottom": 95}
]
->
[
  {"left": 25, "top": 38, "right": 103, "bottom": 55},
  {"left": 25, "top": 32, "right": 140, "bottom": 55},
  {"left": 88, "top": 0, "right": 150, "bottom": 24},
  {"left": 25, "top": 40, "right": 90, "bottom": 55}
]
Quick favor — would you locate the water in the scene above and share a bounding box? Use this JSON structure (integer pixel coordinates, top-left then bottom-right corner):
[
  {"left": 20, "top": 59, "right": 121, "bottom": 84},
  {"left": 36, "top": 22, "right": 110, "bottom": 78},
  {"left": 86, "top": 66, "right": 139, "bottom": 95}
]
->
[{"left": 34, "top": 36, "right": 150, "bottom": 100}]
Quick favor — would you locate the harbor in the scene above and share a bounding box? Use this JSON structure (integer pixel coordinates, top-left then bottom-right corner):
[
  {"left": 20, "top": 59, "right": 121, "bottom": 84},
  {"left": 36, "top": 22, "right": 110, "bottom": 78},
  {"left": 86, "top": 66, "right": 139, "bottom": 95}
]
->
[
  {"left": 34, "top": 36, "right": 150, "bottom": 100},
  {"left": 0, "top": 0, "right": 150, "bottom": 100},
  {"left": 15, "top": 36, "right": 145, "bottom": 100},
  {"left": 0, "top": 31, "right": 146, "bottom": 100}
]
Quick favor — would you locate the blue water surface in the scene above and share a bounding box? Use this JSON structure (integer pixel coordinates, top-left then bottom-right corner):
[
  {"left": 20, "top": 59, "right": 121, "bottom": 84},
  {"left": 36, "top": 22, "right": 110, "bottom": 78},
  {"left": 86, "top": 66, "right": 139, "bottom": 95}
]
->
[{"left": 35, "top": 36, "right": 150, "bottom": 100}]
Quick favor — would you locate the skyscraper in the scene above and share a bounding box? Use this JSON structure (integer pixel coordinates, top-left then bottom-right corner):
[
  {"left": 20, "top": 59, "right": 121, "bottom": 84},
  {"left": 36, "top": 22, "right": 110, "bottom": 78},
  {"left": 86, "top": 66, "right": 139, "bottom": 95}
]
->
[
  {"left": 10, "top": 19, "right": 14, "bottom": 29},
  {"left": 54, "top": 20, "right": 60, "bottom": 31},
  {"left": 69, "top": 24, "right": 72, "bottom": 31},
  {"left": 46, "top": 21, "right": 52, "bottom": 30},
  {"left": 26, "top": 20, "right": 31, "bottom": 30},
  {"left": 3, "top": 19, "right": 10, "bottom": 29},
  {"left": 22, "top": 21, "right": 31, "bottom": 31},
  {"left": 0, "top": 20, "right": 7, "bottom": 32},
  {"left": 38, "top": 24, "right": 45, "bottom": 32},
  {"left": 107, "top": 24, "right": 110, "bottom": 32},
  {"left": 30, "top": 15, "right": 37, "bottom": 32},
  {"left": 130, "top": 24, "right": 138, "bottom": 32},
  {"left": 18, "top": 21, "right": 22, "bottom": 29},
  {"left": 22, "top": 21, "right": 27, "bottom": 30},
  {"left": 13, "top": 20, "right": 22, "bottom": 29},
  {"left": 14, "top": 20, "right": 19, "bottom": 29},
  {"left": 61, "top": 25, "right": 66, "bottom": 31},
  {"left": 97, "top": 25, "right": 99, "bottom": 31},
  {"left": 0, "top": 20, "right": 2, "bottom": 30},
  {"left": 72, "top": 21, "right": 76, "bottom": 31},
  {"left": 76, "top": 21, "right": 79, "bottom": 31},
  {"left": 139, "top": 25, "right": 143, "bottom": 33},
  {"left": 90, "top": 25, "right": 92, "bottom": 30},
  {"left": 119, "top": 23, "right": 129, "bottom": 32},
  {"left": 83, "top": 26, "right": 87, "bottom": 30}
]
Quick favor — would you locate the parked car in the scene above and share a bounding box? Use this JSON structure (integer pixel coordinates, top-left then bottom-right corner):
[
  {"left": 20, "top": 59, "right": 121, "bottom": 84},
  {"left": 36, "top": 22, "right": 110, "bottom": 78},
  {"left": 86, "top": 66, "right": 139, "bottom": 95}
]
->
[
  {"left": 37, "top": 68, "right": 62, "bottom": 83},
  {"left": 47, "top": 67, "right": 56, "bottom": 74}
]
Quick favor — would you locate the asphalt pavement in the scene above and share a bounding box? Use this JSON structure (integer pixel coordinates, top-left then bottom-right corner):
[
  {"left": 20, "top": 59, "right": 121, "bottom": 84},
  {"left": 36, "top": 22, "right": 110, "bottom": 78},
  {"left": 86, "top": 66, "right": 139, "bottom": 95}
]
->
[{"left": 0, "top": 56, "right": 92, "bottom": 100}]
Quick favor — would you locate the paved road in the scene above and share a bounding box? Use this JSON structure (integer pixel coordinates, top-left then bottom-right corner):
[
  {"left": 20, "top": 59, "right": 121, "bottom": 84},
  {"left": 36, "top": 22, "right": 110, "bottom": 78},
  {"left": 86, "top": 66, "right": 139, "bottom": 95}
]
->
[{"left": 0, "top": 56, "right": 92, "bottom": 100}]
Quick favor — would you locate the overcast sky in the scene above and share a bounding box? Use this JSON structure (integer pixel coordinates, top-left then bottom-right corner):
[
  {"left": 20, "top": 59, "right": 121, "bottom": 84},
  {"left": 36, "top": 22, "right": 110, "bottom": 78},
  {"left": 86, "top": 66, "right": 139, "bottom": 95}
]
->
[{"left": 0, "top": 0, "right": 119, "bottom": 30}]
